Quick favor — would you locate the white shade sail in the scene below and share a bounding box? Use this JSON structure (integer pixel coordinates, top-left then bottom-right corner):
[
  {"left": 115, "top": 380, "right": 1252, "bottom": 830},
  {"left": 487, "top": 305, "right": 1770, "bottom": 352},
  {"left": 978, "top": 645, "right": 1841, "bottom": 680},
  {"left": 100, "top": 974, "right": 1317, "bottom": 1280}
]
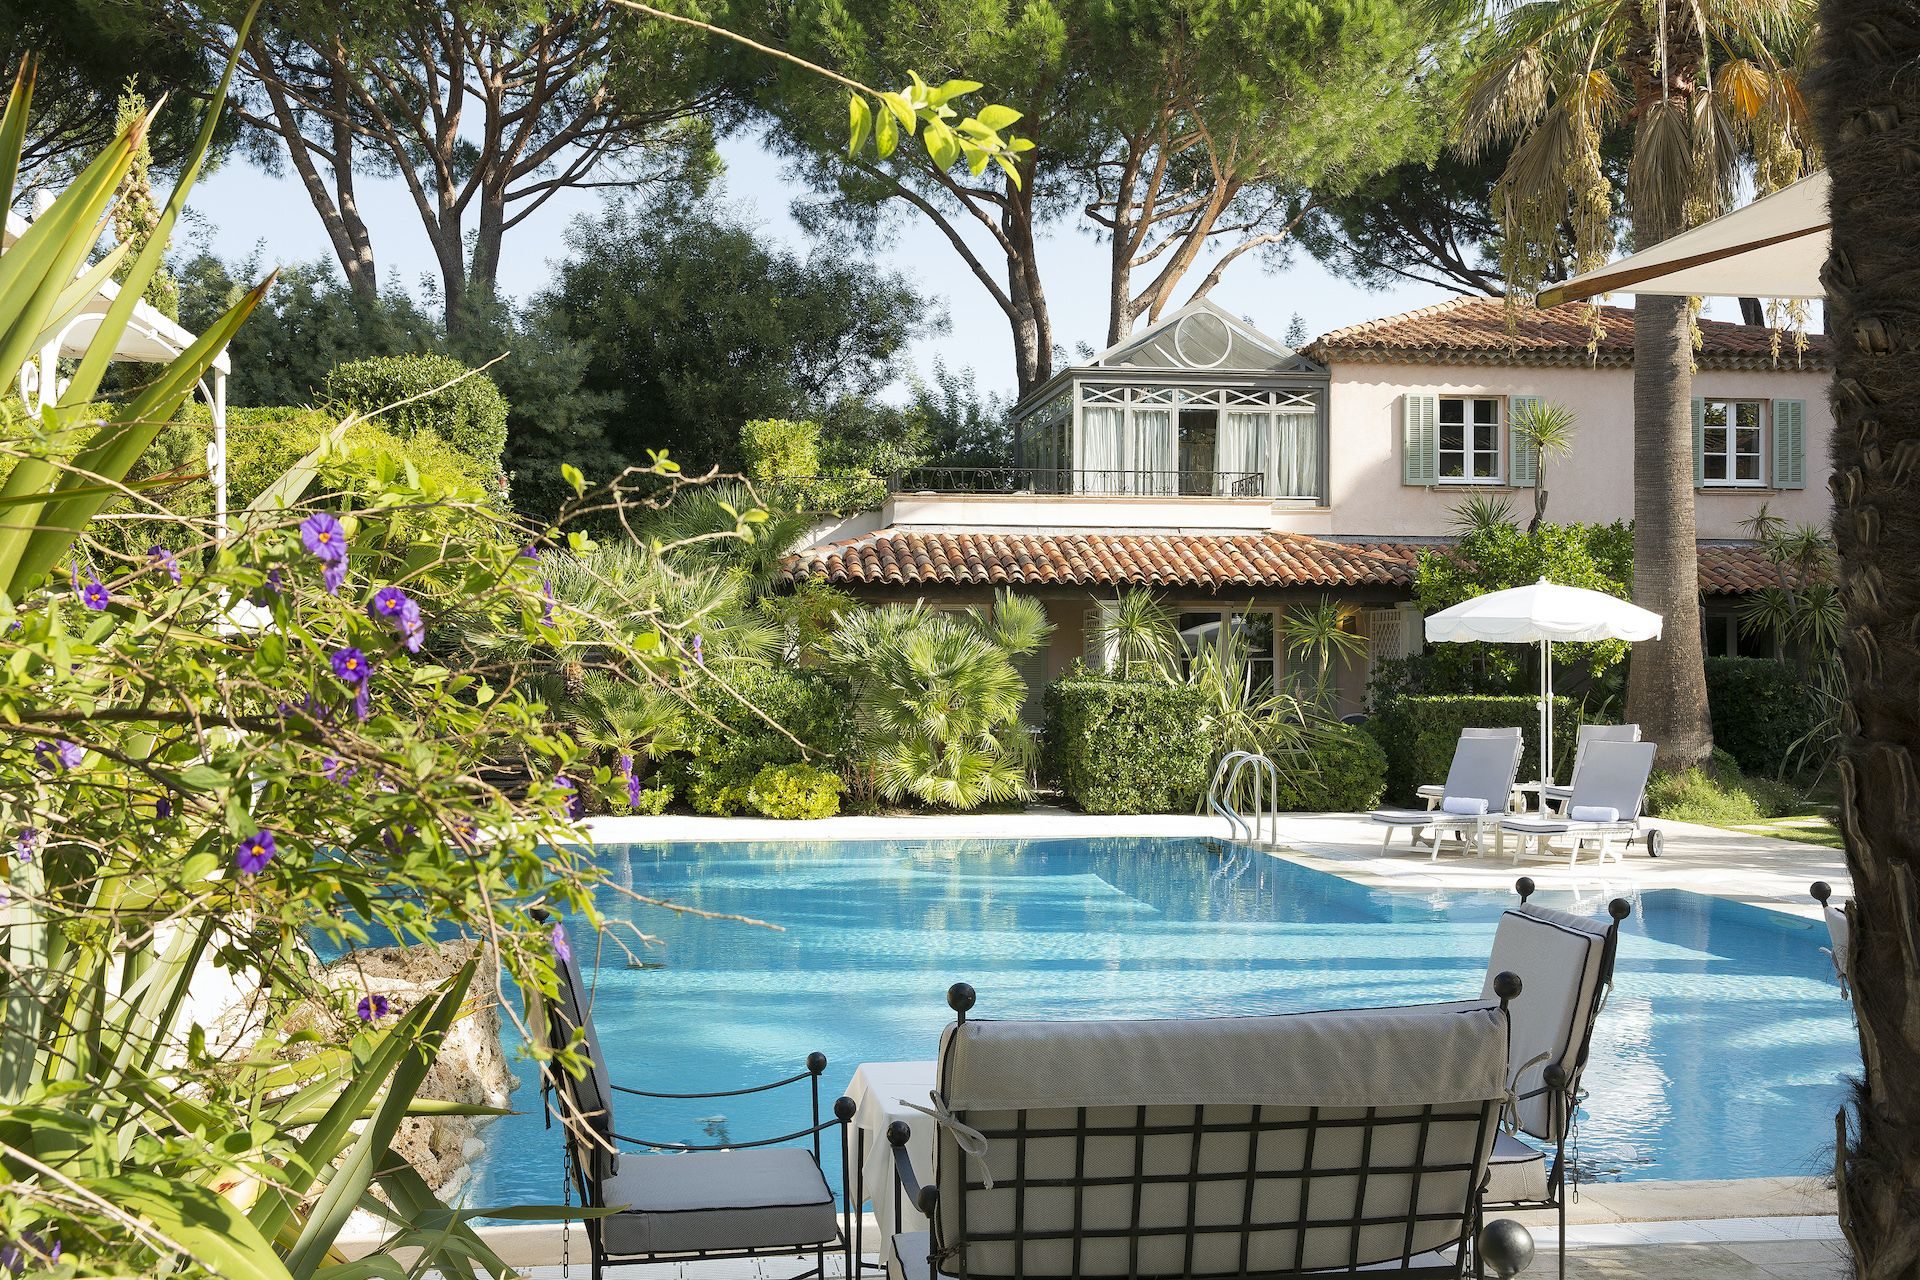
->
[
  {"left": 1537, "top": 171, "right": 1829, "bottom": 306},
  {"left": 1425, "top": 580, "right": 1663, "bottom": 645}
]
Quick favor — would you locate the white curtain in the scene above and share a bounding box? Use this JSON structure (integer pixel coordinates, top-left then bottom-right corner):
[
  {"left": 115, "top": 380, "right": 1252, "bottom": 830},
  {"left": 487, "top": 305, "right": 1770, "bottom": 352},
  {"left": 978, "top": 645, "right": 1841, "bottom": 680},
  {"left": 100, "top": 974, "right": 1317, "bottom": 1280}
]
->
[
  {"left": 1126, "top": 408, "right": 1175, "bottom": 494},
  {"left": 1079, "top": 406, "right": 1123, "bottom": 494},
  {"left": 1220, "top": 411, "right": 1269, "bottom": 495},
  {"left": 1275, "top": 410, "right": 1320, "bottom": 499}
]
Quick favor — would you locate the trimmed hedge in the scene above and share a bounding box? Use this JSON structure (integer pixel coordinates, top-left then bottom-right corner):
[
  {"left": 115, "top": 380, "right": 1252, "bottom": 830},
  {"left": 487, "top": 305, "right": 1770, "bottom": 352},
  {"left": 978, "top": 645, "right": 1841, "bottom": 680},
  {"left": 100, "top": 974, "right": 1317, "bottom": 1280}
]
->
[
  {"left": 1045, "top": 679, "right": 1212, "bottom": 814},
  {"left": 1705, "top": 656, "right": 1818, "bottom": 778},
  {"left": 1365, "top": 694, "right": 1580, "bottom": 804},
  {"left": 324, "top": 354, "right": 510, "bottom": 472},
  {"left": 1272, "top": 723, "right": 1388, "bottom": 812}
]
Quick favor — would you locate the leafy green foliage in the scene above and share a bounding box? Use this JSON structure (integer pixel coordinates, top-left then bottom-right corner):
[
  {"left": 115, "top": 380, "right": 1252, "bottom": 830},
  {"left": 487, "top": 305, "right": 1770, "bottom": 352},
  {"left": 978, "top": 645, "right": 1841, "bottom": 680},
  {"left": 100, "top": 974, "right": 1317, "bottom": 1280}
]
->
[
  {"left": 1044, "top": 677, "right": 1212, "bottom": 814},
  {"left": 543, "top": 195, "right": 925, "bottom": 477},
  {"left": 1704, "top": 656, "right": 1820, "bottom": 780},
  {"left": 323, "top": 353, "right": 510, "bottom": 478},
  {"left": 660, "top": 666, "right": 852, "bottom": 815},
  {"left": 1091, "top": 589, "right": 1181, "bottom": 681},
  {"left": 1364, "top": 694, "right": 1580, "bottom": 802},
  {"left": 742, "top": 417, "right": 823, "bottom": 480},
  {"left": 1413, "top": 512, "right": 1634, "bottom": 692},
  {"left": 1272, "top": 723, "right": 1388, "bottom": 812},
  {"left": 1645, "top": 750, "right": 1804, "bottom": 823},
  {"left": 747, "top": 761, "right": 844, "bottom": 819}
]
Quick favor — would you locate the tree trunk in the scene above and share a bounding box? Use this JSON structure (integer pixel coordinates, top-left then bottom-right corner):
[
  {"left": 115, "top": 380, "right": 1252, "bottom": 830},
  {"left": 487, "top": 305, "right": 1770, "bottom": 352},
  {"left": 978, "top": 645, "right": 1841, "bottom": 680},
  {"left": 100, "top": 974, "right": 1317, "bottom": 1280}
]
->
[
  {"left": 1810, "top": 1, "right": 1920, "bottom": 1273},
  {"left": 1622, "top": 291, "right": 1714, "bottom": 771},
  {"left": 1005, "top": 189, "right": 1052, "bottom": 396}
]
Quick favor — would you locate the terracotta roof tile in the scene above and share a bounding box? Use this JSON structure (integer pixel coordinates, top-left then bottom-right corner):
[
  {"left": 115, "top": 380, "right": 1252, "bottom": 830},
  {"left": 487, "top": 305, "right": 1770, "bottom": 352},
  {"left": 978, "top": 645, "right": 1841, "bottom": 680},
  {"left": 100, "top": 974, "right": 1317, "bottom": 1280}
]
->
[
  {"left": 787, "top": 531, "right": 1801, "bottom": 596},
  {"left": 1303, "top": 297, "right": 1828, "bottom": 370}
]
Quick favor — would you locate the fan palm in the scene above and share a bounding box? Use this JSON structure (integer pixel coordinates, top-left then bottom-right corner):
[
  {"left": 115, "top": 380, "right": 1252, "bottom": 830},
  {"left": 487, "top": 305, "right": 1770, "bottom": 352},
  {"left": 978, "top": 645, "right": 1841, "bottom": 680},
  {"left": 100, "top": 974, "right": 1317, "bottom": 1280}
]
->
[
  {"left": 1441, "top": 0, "right": 1818, "bottom": 771},
  {"left": 637, "top": 480, "right": 818, "bottom": 594}
]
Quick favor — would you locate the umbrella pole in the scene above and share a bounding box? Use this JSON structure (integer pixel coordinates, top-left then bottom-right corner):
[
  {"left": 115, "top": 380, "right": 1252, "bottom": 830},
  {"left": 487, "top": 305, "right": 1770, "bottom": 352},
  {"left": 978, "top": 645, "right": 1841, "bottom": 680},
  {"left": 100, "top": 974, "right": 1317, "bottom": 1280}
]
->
[{"left": 1540, "top": 637, "right": 1554, "bottom": 786}]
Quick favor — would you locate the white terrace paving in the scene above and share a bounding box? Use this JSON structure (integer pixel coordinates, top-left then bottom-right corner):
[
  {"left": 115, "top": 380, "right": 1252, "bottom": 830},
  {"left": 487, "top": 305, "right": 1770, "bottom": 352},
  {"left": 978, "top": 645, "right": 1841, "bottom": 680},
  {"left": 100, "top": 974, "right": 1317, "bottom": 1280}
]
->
[{"left": 494, "top": 807, "right": 1853, "bottom": 1276}]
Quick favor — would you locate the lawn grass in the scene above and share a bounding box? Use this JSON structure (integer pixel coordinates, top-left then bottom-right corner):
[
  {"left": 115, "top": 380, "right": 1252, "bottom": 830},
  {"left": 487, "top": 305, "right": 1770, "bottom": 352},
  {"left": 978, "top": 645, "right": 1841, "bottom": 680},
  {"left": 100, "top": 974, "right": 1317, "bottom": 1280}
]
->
[{"left": 1725, "top": 811, "right": 1845, "bottom": 849}]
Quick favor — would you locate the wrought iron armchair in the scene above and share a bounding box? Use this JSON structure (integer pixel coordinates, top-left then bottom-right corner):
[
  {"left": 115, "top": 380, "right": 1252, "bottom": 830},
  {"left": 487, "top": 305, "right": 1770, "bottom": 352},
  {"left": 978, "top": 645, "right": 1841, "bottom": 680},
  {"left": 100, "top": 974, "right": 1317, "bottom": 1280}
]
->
[
  {"left": 1475, "top": 879, "right": 1632, "bottom": 1280},
  {"left": 534, "top": 913, "right": 856, "bottom": 1279},
  {"left": 881, "top": 980, "right": 1531, "bottom": 1280}
]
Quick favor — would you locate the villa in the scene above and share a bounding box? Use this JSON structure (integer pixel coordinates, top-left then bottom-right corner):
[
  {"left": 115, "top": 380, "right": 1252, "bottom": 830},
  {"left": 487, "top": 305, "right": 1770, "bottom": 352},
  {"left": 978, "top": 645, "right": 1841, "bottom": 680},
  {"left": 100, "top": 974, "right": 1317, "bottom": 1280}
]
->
[{"left": 787, "top": 296, "right": 1832, "bottom": 714}]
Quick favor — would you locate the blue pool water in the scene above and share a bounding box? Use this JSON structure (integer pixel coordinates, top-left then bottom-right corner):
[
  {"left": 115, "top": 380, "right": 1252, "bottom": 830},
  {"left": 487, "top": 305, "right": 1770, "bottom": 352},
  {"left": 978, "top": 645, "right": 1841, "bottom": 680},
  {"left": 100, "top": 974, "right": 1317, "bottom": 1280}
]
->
[{"left": 466, "top": 837, "right": 1856, "bottom": 1210}]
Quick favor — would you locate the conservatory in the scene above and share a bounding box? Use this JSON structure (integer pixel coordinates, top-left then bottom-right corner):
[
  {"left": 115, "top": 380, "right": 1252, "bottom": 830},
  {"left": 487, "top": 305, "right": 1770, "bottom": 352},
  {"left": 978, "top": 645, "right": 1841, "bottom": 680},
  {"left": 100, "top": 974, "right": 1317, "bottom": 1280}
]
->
[{"left": 928, "top": 300, "right": 1329, "bottom": 501}]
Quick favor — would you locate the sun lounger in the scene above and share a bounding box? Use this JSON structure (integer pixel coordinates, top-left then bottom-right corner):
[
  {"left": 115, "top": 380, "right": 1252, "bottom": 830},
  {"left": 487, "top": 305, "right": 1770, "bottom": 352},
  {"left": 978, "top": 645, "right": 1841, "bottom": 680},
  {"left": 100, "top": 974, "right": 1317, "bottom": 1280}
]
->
[
  {"left": 882, "top": 981, "right": 1533, "bottom": 1280},
  {"left": 1373, "top": 733, "right": 1525, "bottom": 859},
  {"left": 1416, "top": 727, "right": 1524, "bottom": 806},
  {"left": 1540, "top": 724, "right": 1642, "bottom": 811},
  {"left": 1497, "top": 741, "right": 1657, "bottom": 867}
]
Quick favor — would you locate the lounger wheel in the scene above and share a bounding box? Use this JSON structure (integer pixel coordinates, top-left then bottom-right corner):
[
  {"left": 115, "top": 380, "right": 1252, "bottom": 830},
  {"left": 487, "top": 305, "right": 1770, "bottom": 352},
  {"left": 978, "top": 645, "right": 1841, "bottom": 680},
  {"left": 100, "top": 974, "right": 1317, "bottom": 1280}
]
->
[{"left": 1646, "top": 829, "right": 1663, "bottom": 858}]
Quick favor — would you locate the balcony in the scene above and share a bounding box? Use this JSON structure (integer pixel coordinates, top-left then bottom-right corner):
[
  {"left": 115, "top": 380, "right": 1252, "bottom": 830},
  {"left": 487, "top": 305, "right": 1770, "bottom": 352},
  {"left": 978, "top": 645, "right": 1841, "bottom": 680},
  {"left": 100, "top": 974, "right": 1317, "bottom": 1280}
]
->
[{"left": 889, "top": 466, "right": 1268, "bottom": 498}]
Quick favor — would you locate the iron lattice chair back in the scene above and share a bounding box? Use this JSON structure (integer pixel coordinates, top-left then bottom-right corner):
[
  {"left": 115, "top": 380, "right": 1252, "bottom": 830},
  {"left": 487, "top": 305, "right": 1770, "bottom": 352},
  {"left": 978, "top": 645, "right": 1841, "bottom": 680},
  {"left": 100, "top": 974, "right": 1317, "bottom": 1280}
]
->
[{"left": 922, "top": 989, "right": 1517, "bottom": 1279}]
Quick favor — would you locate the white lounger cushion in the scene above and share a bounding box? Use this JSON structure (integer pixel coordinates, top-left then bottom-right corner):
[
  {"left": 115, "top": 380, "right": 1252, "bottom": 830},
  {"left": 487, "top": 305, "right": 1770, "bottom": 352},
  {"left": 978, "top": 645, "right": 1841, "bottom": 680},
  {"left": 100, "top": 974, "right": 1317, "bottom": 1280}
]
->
[
  {"left": 1826, "top": 904, "right": 1851, "bottom": 979},
  {"left": 1569, "top": 805, "right": 1620, "bottom": 823},
  {"left": 1482, "top": 905, "right": 1610, "bottom": 1144},
  {"left": 1442, "top": 796, "right": 1490, "bottom": 816},
  {"left": 598, "top": 1147, "right": 838, "bottom": 1257},
  {"left": 929, "top": 1003, "right": 1509, "bottom": 1278},
  {"left": 1484, "top": 1132, "right": 1550, "bottom": 1204}
]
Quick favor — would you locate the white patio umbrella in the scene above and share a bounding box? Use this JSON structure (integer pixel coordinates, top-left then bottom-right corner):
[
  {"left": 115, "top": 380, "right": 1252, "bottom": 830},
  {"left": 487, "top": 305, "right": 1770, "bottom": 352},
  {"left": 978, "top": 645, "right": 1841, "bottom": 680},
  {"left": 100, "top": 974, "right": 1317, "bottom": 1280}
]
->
[
  {"left": 1424, "top": 579, "right": 1663, "bottom": 785},
  {"left": 1537, "top": 171, "right": 1828, "bottom": 305}
]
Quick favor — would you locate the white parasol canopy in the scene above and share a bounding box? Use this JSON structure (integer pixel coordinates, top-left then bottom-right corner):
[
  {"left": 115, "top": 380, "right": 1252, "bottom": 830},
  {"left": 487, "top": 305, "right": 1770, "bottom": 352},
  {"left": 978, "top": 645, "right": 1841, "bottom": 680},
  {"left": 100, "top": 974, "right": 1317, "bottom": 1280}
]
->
[
  {"left": 1537, "top": 171, "right": 1828, "bottom": 306},
  {"left": 1425, "top": 580, "right": 1663, "bottom": 783}
]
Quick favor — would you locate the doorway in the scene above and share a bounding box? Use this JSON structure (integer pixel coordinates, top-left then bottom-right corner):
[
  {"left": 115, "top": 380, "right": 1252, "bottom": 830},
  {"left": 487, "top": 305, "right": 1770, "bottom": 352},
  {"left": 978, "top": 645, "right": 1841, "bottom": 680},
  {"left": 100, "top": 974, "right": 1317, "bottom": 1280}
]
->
[{"left": 1178, "top": 408, "right": 1217, "bottom": 495}]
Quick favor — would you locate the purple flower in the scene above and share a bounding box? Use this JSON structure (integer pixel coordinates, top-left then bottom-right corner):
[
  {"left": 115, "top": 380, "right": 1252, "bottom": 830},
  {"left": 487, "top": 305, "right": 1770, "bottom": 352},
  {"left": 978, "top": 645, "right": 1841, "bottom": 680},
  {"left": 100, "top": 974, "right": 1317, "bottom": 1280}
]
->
[
  {"left": 521, "top": 543, "right": 541, "bottom": 561},
  {"left": 329, "top": 646, "right": 371, "bottom": 685},
  {"left": 35, "top": 740, "right": 84, "bottom": 772},
  {"left": 265, "top": 567, "right": 285, "bottom": 594},
  {"left": 16, "top": 827, "right": 36, "bottom": 863},
  {"left": 370, "top": 587, "right": 425, "bottom": 653},
  {"left": 692, "top": 633, "right": 704, "bottom": 667},
  {"left": 554, "top": 773, "right": 584, "bottom": 819},
  {"left": 322, "top": 756, "right": 357, "bottom": 784},
  {"left": 148, "top": 545, "right": 181, "bottom": 584},
  {"left": 235, "top": 830, "right": 276, "bottom": 875},
  {"left": 323, "top": 559, "right": 348, "bottom": 596},
  {"left": 300, "top": 512, "right": 348, "bottom": 562},
  {"left": 621, "top": 753, "right": 640, "bottom": 808},
  {"left": 541, "top": 579, "right": 555, "bottom": 625},
  {"left": 81, "top": 579, "right": 109, "bottom": 611},
  {"left": 551, "top": 921, "right": 572, "bottom": 965},
  {"left": 155, "top": 796, "right": 173, "bottom": 820},
  {"left": 356, "top": 994, "right": 391, "bottom": 1022}
]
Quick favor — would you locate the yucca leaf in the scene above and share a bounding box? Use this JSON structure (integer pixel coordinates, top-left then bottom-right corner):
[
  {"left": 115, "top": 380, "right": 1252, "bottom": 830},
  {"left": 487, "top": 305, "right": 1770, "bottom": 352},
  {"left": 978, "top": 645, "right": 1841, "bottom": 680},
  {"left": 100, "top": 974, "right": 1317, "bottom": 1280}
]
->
[
  {"left": 284, "top": 963, "right": 476, "bottom": 1278},
  {"left": 0, "top": 56, "right": 35, "bottom": 219},
  {"left": 61, "top": 0, "right": 261, "bottom": 408},
  {"left": 84, "top": 1172, "right": 297, "bottom": 1280},
  {"left": 247, "top": 416, "right": 355, "bottom": 513},
  {"left": 34, "top": 240, "right": 130, "bottom": 351}
]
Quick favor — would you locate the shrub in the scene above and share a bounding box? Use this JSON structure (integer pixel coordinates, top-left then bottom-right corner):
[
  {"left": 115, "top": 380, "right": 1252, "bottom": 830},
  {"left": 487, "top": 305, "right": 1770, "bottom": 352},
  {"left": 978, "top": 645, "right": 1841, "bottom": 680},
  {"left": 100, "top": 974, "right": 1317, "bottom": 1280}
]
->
[
  {"left": 630, "top": 785, "right": 675, "bottom": 815},
  {"left": 742, "top": 417, "right": 822, "bottom": 480},
  {"left": 1045, "top": 677, "right": 1212, "bottom": 814},
  {"left": 324, "top": 353, "right": 510, "bottom": 472},
  {"left": 1704, "top": 656, "right": 1820, "bottom": 778},
  {"left": 1647, "top": 750, "right": 1804, "bottom": 823},
  {"left": 1365, "top": 694, "right": 1580, "bottom": 803},
  {"left": 748, "top": 761, "right": 844, "bottom": 819},
  {"left": 659, "top": 666, "right": 851, "bottom": 815},
  {"left": 1271, "top": 722, "right": 1388, "bottom": 811}
]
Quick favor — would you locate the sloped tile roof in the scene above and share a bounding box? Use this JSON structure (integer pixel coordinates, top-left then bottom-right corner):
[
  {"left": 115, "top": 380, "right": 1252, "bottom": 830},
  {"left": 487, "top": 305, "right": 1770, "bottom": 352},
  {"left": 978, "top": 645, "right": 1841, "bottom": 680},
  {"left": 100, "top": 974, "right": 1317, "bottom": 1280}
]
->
[
  {"left": 1303, "top": 297, "right": 1828, "bottom": 370},
  {"left": 786, "top": 530, "right": 1799, "bottom": 596}
]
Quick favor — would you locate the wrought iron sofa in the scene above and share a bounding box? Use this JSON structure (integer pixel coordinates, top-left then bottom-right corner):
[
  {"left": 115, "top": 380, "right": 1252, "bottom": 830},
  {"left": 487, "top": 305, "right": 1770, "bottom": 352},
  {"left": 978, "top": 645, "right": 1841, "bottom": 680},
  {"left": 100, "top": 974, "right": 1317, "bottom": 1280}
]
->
[{"left": 882, "top": 981, "right": 1531, "bottom": 1279}]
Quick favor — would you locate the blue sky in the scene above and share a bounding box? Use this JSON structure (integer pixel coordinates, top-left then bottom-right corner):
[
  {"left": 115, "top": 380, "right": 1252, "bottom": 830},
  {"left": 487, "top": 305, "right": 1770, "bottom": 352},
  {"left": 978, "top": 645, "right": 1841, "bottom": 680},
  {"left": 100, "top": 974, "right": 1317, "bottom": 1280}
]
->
[{"left": 183, "top": 127, "right": 1759, "bottom": 404}]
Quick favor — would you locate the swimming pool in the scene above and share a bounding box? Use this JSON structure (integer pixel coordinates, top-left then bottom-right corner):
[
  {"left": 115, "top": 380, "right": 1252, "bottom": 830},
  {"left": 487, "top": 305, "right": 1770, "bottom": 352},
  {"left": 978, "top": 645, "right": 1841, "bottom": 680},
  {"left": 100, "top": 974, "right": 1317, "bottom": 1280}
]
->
[{"left": 467, "top": 836, "right": 1856, "bottom": 1210}]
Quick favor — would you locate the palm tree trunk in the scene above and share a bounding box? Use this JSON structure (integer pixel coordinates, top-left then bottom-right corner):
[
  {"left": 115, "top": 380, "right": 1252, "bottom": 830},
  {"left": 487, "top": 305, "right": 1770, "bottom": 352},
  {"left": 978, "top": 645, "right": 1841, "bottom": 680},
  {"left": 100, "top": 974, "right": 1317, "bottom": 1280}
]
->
[
  {"left": 1811, "top": 1, "right": 1920, "bottom": 1273},
  {"left": 1623, "top": 292, "right": 1713, "bottom": 771}
]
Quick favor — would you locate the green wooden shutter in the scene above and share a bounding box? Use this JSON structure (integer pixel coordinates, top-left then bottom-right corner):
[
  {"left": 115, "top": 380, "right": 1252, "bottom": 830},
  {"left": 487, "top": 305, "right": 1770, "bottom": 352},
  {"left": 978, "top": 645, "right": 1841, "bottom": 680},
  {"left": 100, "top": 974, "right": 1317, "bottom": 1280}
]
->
[
  {"left": 1508, "top": 394, "right": 1542, "bottom": 487},
  {"left": 1772, "top": 398, "right": 1807, "bottom": 489},
  {"left": 1402, "top": 393, "right": 1438, "bottom": 485},
  {"left": 1692, "top": 397, "right": 1706, "bottom": 487}
]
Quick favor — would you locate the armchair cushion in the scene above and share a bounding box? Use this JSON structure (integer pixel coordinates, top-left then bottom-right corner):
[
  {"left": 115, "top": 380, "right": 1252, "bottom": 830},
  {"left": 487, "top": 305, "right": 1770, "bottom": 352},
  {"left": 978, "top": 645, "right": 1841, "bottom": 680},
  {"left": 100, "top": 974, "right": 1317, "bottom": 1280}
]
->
[
  {"left": 1483, "top": 1132, "right": 1550, "bottom": 1205},
  {"left": 598, "top": 1147, "right": 838, "bottom": 1258}
]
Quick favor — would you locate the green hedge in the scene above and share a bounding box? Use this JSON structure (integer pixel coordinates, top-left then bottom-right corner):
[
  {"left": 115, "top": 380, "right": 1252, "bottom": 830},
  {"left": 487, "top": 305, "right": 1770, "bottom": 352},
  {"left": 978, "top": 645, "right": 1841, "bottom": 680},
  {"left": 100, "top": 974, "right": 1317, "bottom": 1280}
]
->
[
  {"left": 1705, "top": 657, "right": 1818, "bottom": 778},
  {"left": 1365, "top": 694, "right": 1580, "bottom": 804},
  {"left": 1045, "top": 679, "right": 1212, "bottom": 814},
  {"left": 657, "top": 666, "right": 852, "bottom": 816},
  {"left": 323, "top": 354, "right": 509, "bottom": 472},
  {"left": 747, "top": 762, "right": 844, "bottom": 819},
  {"left": 1272, "top": 723, "right": 1389, "bottom": 812}
]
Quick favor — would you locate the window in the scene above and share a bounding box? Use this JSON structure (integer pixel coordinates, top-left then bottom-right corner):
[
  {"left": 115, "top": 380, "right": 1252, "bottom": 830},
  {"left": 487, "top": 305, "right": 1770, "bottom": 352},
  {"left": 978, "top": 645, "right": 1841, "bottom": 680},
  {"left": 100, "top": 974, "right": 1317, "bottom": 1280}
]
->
[
  {"left": 1702, "top": 399, "right": 1765, "bottom": 486},
  {"left": 1177, "top": 609, "right": 1278, "bottom": 692},
  {"left": 1438, "top": 397, "right": 1502, "bottom": 482}
]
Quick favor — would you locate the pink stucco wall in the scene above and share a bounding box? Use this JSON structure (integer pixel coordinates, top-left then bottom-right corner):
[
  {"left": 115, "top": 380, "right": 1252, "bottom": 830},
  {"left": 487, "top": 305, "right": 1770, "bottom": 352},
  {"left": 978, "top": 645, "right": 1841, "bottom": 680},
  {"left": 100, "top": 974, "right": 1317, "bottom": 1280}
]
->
[{"left": 1318, "top": 360, "right": 1834, "bottom": 540}]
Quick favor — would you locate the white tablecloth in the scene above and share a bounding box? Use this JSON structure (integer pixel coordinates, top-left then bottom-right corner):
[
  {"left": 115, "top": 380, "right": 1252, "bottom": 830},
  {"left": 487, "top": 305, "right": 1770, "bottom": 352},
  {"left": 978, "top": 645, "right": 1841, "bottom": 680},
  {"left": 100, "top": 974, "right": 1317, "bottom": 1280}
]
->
[{"left": 844, "top": 1060, "right": 937, "bottom": 1239}]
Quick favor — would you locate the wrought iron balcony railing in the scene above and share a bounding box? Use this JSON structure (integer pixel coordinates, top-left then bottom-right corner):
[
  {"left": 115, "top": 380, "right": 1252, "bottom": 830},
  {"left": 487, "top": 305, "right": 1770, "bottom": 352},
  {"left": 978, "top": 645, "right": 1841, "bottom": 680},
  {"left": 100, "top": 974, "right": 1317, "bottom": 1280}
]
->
[{"left": 889, "top": 466, "right": 1268, "bottom": 498}]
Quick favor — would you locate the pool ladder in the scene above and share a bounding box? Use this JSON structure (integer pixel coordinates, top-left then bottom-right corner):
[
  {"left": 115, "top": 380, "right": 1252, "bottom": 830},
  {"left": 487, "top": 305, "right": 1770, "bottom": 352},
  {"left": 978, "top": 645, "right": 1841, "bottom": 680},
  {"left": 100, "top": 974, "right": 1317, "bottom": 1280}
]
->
[{"left": 1208, "top": 750, "right": 1278, "bottom": 846}]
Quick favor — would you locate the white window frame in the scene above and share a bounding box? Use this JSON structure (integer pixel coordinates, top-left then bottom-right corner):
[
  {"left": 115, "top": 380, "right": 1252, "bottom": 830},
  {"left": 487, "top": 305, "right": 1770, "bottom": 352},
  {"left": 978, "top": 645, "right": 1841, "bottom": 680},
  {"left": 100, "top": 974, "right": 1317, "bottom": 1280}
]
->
[
  {"left": 1436, "top": 395, "right": 1505, "bottom": 485},
  {"left": 1176, "top": 606, "right": 1281, "bottom": 691},
  {"left": 1701, "top": 398, "right": 1768, "bottom": 488}
]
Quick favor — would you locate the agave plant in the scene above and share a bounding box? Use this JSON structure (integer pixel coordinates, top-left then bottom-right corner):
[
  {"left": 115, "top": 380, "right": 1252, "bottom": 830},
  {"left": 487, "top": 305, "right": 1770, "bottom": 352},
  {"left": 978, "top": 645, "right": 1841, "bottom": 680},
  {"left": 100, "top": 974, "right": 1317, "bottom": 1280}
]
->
[
  {"left": 1280, "top": 598, "right": 1368, "bottom": 712},
  {"left": 825, "top": 590, "right": 1051, "bottom": 808},
  {"left": 1091, "top": 588, "right": 1180, "bottom": 681}
]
